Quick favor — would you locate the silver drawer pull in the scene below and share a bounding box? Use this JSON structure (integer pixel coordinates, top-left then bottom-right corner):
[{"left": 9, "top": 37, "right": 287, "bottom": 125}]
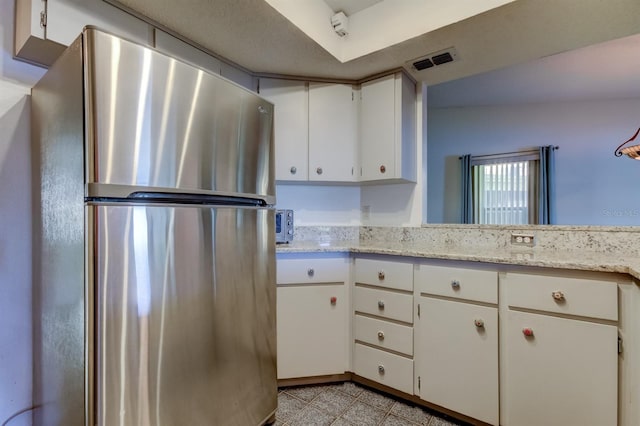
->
[
  {"left": 316, "top": 167, "right": 323, "bottom": 175},
  {"left": 377, "top": 331, "right": 385, "bottom": 340},
  {"left": 474, "top": 318, "right": 485, "bottom": 328},
  {"left": 307, "top": 268, "right": 314, "bottom": 277},
  {"left": 290, "top": 166, "right": 297, "bottom": 175},
  {"left": 378, "top": 365, "right": 385, "bottom": 374},
  {"left": 378, "top": 270, "right": 385, "bottom": 280},
  {"left": 377, "top": 300, "right": 385, "bottom": 309},
  {"left": 552, "top": 291, "right": 565, "bottom": 301},
  {"left": 451, "top": 280, "right": 460, "bottom": 289}
]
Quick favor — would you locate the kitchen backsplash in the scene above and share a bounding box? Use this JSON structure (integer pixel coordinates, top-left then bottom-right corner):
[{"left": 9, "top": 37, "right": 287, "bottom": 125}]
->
[{"left": 294, "top": 224, "right": 640, "bottom": 255}]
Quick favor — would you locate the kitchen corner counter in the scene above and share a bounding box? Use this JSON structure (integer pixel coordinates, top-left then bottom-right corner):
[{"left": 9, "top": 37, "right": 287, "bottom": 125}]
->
[{"left": 277, "top": 240, "right": 640, "bottom": 281}]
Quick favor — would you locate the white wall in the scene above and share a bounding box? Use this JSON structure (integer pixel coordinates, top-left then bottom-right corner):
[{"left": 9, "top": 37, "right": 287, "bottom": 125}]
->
[
  {"left": 427, "top": 98, "right": 640, "bottom": 225},
  {"left": 275, "top": 184, "right": 361, "bottom": 225},
  {"left": 0, "top": 0, "right": 46, "bottom": 423}
]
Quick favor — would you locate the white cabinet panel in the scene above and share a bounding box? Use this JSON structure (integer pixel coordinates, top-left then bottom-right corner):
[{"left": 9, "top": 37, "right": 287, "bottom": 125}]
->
[
  {"left": 503, "top": 272, "right": 618, "bottom": 321},
  {"left": 360, "top": 72, "right": 416, "bottom": 182},
  {"left": 308, "top": 83, "right": 358, "bottom": 182},
  {"left": 354, "top": 314, "right": 413, "bottom": 356},
  {"left": 354, "top": 258, "right": 413, "bottom": 292},
  {"left": 354, "top": 343, "right": 413, "bottom": 394},
  {"left": 503, "top": 310, "right": 618, "bottom": 426},
  {"left": 417, "top": 297, "right": 498, "bottom": 425},
  {"left": 354, "top": 286, "right": 413, "bottom": 324},
  {"left": 277, "top": 284, "right": 347, "bottom": 379},
  {"left": 415, "top": 264, "right": 497, "bottom": 304},
  {"left": 259, "top": 78, "right": 308, "bottom": 181},
  {"left": 277, "top": 256, "right": 349, "bottom": 285}
]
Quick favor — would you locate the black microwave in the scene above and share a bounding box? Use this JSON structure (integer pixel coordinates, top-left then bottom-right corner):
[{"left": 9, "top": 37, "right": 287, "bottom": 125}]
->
[{"left": 275, "top": 209, "right": 294, "bottom": 244}]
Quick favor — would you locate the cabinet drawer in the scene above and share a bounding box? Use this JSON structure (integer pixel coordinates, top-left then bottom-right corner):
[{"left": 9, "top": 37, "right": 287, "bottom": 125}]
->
[
  {"left": 354, "top": 343, "right": 413, "bottom": 395},
  {"left": 355, "top": 258, "right": 413, "bottom": 291},
  {"left": 354, "top": 314, "right": 413, "bottom": 356},
  {"left": 354, "top": 286, "right": 413, "bottom": 324},
  {"left": 277, "top": 257, "right": 349, "bottom": 285},
  {"left": 503, "top": 272, "right": 617, "bottom": 321},
  {"left": 415, "top": 265, "right": 497, "bottom": 304}
]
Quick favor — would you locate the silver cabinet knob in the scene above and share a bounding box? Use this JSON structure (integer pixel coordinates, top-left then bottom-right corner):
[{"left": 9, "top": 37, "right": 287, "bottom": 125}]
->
[
  {"left": 378, "top": 270, "right": 385, "bottom": 280},
  {"left": 307, "top": 268, "right": 314, "bottom": 277},
  {"left": 316, "top": 167, "right": 323, "bottom": 175},
  {"left": 378, "top": 365, "right": 385, "bottom": 374},
  {"left": 474, "top": 319, "right": 485, "bottom": 328},
  {"left": 552, "top": 291, "right": 565, "bottom": 301},
  {"left": 290, "top": 166, "right": 297, "bottom": 175},
  {"left": 451, "top": 280, "right": 460, "bottom": 289},
  {"left": 377, "top": 300, "right": 385, "bottom": 309},
  {"left": 377, "top": 331, "right": 385, "bottom": 340}
]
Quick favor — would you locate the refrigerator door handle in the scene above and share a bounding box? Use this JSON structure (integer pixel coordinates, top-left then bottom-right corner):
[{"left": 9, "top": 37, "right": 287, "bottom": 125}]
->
[{"left": 86, "top": 183, "right": 274, "bottom": 206}]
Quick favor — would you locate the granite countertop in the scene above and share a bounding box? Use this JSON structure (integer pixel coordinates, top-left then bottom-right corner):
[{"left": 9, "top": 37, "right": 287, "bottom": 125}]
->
[{"left": 277, "top": 240, "right": 640, "bottom": 281}]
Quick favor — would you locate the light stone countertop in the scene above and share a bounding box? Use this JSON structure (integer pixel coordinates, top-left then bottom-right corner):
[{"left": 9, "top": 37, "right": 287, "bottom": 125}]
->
[{"left": 277, "top": 240, "right": 640, "bottom": 281}]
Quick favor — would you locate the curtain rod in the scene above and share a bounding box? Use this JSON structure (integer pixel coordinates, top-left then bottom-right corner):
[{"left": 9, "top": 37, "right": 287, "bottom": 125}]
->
[{"left": 458, "top": 146, "right": 558, "bottom": 160}]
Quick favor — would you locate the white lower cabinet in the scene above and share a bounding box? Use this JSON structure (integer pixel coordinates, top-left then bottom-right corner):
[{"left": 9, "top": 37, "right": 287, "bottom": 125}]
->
[
  {"left": 501, "top": 271, "right": 619, "bottom": 426},
  {"left": 276, "top": 254, "right": 349, "bottom": 380},
  {"left": 416, "top": 297, "right": 499, "bottom": 425},
  {"left": 277, "top": 284, "right": 347, "bottom": 379},
  {"left": 415, "top": 264, "right": 499, "bottom": 425},
  {"left": 503, "top": 311, "right": 618, "bottom": 426},
  {"left": 352, "top": 258, "right": 414, "bottom": 394}
]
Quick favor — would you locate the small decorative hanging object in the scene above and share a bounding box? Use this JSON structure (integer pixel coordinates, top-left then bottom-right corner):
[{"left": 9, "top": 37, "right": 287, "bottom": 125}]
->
[{"left": 615, "top": 127, "right": 640, "bottom": 159}]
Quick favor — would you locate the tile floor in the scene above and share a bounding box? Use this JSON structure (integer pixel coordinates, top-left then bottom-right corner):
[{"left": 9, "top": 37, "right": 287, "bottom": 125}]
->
[{"left": 275, "top": 382, "right": 467, "bottom": 426}]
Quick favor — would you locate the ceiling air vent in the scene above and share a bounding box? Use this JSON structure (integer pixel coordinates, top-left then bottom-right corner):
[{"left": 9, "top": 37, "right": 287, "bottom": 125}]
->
[{"left": 408, "top": 47, "right": 459, "bottom": 72}]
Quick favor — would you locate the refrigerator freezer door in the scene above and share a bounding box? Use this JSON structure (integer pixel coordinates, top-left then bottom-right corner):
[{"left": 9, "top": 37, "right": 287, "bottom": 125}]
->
[
  {"left": 83, "top": 28, "right": 274, "bottom": 203},
  {"left": 90, "top": 204, "right": 276, "bottom": 425}
]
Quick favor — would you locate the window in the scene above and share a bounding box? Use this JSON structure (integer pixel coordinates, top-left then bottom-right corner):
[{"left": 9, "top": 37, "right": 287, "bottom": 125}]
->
[
  {"left": 471, "top": 151, "right": 540, "bottom": 225},
  {"left": 461, "top": 146, "right": 555, "bottom": 225}
]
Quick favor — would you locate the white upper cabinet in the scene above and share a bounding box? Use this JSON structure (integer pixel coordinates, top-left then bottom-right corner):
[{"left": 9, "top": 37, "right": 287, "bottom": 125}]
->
[
  {"left": 258, "top": 78, "right": 309, "bottom": 181},
  {"left": 308, "top": 83, "right": 358, "bottom": 182},
  {"left": 360, "top": 72, "right": 416, "bottom": 182},
  {"left": 15, "top": 0, "right": 152, "bottom": 66}
]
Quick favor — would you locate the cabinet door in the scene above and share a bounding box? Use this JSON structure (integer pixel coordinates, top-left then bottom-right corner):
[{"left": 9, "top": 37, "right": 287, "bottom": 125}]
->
[
  {"left": 308, "top": 83, "right": 358, "bottom": 182},
  {"left": 503, "top": 310, "right": 618, "bottom": 426},
  {"left": 46, "top": 0, "right": 151, "bottom": 46},
  {"left": 417, "top": 297, "right": 499, "bottom": 425},
  {"left": 259, "top": 79, "right": 308, "bottom": 181},
  {"left": 360, "top": 74, "right": 396, "bottom": 180},
  {"left": 277, "top": 284, "right": 346, "bottom": 379}
]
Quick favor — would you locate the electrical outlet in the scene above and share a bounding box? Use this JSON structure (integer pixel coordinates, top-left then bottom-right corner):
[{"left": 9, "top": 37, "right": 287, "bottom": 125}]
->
[{"left": 511, "top": 233, "right": 535, "bottom": 247}]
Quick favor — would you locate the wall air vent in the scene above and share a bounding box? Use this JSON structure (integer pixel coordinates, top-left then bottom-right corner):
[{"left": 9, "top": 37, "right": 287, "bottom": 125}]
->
[{"left": 407, "top": 47, "right": 459, "bottom": 72}]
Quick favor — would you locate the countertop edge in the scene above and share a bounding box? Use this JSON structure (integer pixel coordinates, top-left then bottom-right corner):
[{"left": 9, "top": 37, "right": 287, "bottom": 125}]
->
[{"left": 276, "top": 243, "right": 640, "bottom": 281}]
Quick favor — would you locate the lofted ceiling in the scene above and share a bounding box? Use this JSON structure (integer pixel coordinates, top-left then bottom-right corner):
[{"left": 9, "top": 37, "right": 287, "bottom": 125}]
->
[{"left": 105, "top": 0, "right": 640, "bottom": 87}]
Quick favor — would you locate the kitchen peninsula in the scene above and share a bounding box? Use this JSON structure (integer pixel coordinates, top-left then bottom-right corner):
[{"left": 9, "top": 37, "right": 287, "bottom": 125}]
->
[{"left": 276, "top": 224, "right": 640, "bottom": 426}]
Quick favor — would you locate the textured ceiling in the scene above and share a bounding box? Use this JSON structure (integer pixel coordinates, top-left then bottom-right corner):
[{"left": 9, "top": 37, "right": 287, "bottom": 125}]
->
[{"left": 106, "top": 0, "right": 640, "bottom": 85}]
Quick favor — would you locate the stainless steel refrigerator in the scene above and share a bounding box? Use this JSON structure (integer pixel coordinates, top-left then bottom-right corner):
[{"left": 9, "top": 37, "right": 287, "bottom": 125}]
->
[{"left": 31, "top": 27, "right": 277, "bottom": 426}]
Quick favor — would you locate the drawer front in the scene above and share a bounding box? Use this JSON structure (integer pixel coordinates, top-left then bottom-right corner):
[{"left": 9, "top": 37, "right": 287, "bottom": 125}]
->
[
  {"left": 504, "top": 272, "right": 618, "bottom": 321},
  {"left": 354, "top": 343, "right": 414, "bottom": 395},
  {"left": 355, "top": 258, "right": 413, "bottom": 291},
  {"left": 354, "top": 314, "right": 413, "bottom": 356},
  {"left": 415, "top": 264, "right": 497, "bottom": 304},
  {"left": 354, "top": 286, "right": 413, "bottom": 324},
  {"left": 277, "top": 257, "right": 349, "bottom": 285}
]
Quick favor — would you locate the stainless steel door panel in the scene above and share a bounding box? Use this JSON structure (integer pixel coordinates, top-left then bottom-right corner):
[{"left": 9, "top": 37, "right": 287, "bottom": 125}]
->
[
  {"left": 92, "top": 204, "right": 276, "bottom": 425},
  {"left": 83, "top": 29, "right": 274, "bottom": 200}
]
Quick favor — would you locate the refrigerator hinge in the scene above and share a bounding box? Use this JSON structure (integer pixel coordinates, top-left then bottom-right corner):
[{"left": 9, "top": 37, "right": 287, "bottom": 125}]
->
[
  {"left": 417, "top": 303, "right": 420, "bottom": 318},
  {"left": 618, "top": 336, "right": 623, "bottom": 354}
]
